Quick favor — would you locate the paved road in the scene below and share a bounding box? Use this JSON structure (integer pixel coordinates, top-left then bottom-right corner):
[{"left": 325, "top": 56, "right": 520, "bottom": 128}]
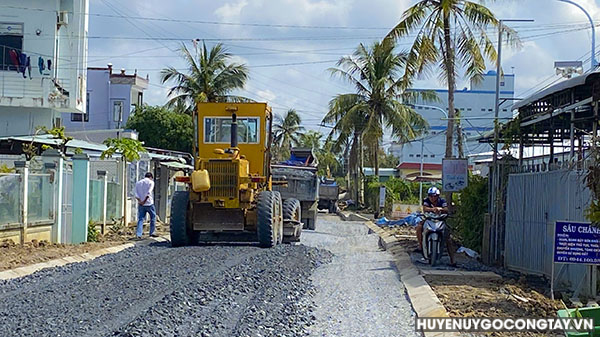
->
[
  {"left": 0, "top": 214, "right": 418, "bottom": 337},
  {"left": 304, "top": 215, "right": 420, "bottom": 337}
]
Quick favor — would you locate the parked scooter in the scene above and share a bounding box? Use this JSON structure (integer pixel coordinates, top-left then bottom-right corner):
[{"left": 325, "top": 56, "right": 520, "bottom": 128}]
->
[{"left": 420, "top": 212, "right": 449, "bottom": 266}]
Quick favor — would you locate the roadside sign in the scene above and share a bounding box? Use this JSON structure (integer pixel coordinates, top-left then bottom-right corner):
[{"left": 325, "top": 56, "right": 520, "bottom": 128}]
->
[
  {"left": 554, "top": 221, "right": 600, "bottom": 264},
  {"left": 442, "top": 159, "right": 468, "bottom": 192},
  {"left": 379, "top": 186, "right": 386, "bottom": 208}
]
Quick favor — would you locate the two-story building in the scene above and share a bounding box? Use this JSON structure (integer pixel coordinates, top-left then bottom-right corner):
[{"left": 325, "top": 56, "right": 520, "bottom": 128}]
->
[
  {"left": 391, "top": 70, "right": 515, "bottom": 178},
  {"left": 0, "top": 0, "right": 88, "bottom": 136},
  {"left": 63, "top": 65, "right": 148, "bottom": 143}
]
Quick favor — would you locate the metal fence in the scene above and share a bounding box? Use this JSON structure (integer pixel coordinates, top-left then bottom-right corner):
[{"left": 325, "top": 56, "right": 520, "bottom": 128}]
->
[{"left": 505, "top": 169, "right": 590, "bottom": 293}]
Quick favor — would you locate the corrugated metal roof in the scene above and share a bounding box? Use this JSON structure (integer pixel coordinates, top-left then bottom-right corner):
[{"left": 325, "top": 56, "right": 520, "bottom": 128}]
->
[{"left": 512, "top": 71, "right": 600, "bottom": 111}]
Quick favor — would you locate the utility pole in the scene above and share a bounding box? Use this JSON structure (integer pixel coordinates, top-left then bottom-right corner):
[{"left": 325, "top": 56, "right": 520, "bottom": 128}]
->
[{"left": 419, "top": 136, "right": 425, "bottom": 203}]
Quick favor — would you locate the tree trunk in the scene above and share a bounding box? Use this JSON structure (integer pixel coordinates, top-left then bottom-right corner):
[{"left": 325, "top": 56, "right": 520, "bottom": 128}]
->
[
  {"left": 358, "top": 133, "right": 364, "bottom": 206},
  {"left": 456, "top": 109, "right": 464, "bottom": 158},
  {"left": 443, "top": 15, "right": 455, "bottom": 159},
  {"left": 349, "top": 132, "right": 359, "bottom": 203},
  {"left": 443, "top": 13, "right": 455, "bottom": 209},
  {"left": 373, "top": 139, "right": 380, "bottom": 217}
]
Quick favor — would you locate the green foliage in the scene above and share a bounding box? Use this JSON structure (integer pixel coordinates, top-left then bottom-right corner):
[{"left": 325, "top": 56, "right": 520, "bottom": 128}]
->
[
  {"left": 73, "top": 147, "right": 84, "bottom": 155},
  {"left": 87, "top": 221, "right": 100, "bottom": 242},
  {"left": 272, "top": 109, "right": 304, "bottom": 161},
  {"left": 101, "top": 138, "right": 146, "bottom": 162},
  {"left": 450, "top": 174, "right": 489, "bottom": 253},
  {"left": 585, "top": 137, "right": 600, "bottom": 226},
  {"left": 364, "top": 176, "right": 422, "bottom": 213},
  {"left": 0, "top": 164, "right": 14, "bottom": 173},
  {"left": 126, "top": 105, "right": 193, "bottom": 153},
  {"left": 161, "top": 42, "right": 250, "bottom": 113}
]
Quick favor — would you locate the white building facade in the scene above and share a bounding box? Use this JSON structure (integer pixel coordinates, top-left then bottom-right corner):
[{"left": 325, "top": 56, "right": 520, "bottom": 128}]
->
[
  {"left": 391, "top": 70, "right": 515, "bottom": 175},
  {"left": 0, "top": 0, "right": 88, "bottom": 136}
]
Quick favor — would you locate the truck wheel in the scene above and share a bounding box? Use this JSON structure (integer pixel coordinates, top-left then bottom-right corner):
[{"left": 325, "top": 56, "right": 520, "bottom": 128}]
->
[
  {"left": 283, "top": 198, "right": 301, "bottom": 241},
  {"left": 273, "top": 191, "right": 283, "bottom": 244},
  {"left": 257, "top": 191, "right": 277, "bottom": 248},
  {"left": 308, "top": 212, "right": 316, "bottom": 230},
  {"left": 170, "top": 191, "right": 190, "bottom": 247}
]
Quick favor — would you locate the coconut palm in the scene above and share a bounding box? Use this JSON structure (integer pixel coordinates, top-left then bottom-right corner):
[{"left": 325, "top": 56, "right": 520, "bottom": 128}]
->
[
  {"left": 272, "top": 109, "right": 305, "bottom": 161},
  {"left": 323, "top": 39, "right": 429, "bottom": 214},
  {"left": 385, "top": 0, "right": 516, "bottom": 159},
  {"left": 160, "top": 42, "right": 250, "bottom": 114}
]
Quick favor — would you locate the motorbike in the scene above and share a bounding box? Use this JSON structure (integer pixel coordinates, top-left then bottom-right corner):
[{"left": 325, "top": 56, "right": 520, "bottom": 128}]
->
[{"left": 420, "top": 212, "right": 449, "bottom": 266}]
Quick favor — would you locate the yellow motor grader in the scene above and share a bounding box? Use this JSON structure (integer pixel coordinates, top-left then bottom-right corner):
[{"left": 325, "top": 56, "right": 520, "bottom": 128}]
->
[{"left": 170, "top": 102, "right": 302, "bottom": 247}]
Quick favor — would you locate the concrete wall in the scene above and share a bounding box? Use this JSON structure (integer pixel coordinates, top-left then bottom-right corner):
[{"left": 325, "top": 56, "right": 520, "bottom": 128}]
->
[
  {"left": 63, "top": 68, "right": 146, "bottom": 132},
  {"left": 0, "top": 0, "right": 88, "bottom": 136}
]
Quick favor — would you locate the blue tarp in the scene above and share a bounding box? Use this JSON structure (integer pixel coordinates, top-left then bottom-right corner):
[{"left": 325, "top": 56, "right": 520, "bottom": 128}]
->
[{"left": 376, "top": 213, "right": 421, "bottom": 227}]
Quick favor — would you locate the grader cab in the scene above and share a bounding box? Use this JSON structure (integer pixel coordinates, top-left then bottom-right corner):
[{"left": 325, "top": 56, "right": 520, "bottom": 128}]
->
[{"left": 170, "top": 103, "right": 302, "bottom": 247}]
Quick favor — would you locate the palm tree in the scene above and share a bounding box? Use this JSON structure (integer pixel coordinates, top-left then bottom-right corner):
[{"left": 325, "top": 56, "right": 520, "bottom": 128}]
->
[
  {"left": 160, "top": 42, "right": 250, "bottom": 114},
  {"left": 299, "top": 130, "right": 323, "bottom": 150},
  {"left": 273, "top": 109, "right": 304, "bottom": 161},
  {"left": 323, "top": 39, "right": 429, "bottom": 214},
  {"left": 385, "top": 0, "right": 514, "bottom": 159}
]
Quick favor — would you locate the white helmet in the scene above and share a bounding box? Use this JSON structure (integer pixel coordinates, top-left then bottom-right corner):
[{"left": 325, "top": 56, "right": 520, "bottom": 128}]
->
[{"left": 427, "top": 186, "right": 440, "bottom": 195}]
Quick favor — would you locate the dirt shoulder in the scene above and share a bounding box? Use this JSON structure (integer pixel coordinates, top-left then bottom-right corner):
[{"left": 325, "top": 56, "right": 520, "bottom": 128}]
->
[
  {"left": 381, "top": 225, "right": 564, "bottom": 337},
  {"left": 0, "top": 221, "right": 170, "bottom": 272}
]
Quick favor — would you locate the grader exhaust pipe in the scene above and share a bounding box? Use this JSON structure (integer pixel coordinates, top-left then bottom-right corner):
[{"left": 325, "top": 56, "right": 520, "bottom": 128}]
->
[{"left": 231, "top": 112, "right": 238, "bottom": 148}]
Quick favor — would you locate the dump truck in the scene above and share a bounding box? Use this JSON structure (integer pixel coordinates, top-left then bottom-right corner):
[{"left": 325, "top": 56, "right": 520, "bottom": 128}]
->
[
  {"left": 318, "top": 178, "right": 339, "bottom": 214},
  {"left": 271, "top": 148, "right": 319, "bottom": 230},
  {"left": 170, "top": 103, "right": 302, "bottom": 247}
]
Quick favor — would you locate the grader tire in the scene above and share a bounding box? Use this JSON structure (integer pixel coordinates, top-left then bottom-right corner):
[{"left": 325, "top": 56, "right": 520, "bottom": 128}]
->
[
  {"left": 257, "top": 191, "right": 278, "bottom": 248},
  {"left": 273, "top": 191, "right": 284, "bottom": 244},
  {"left": 283, "top": 198, "right": 301, "bottom": 221},
  {"left": 170, "top": 191, "right": 190, "bottom": 247},
  {"left": 283, "top": 198, "right": 302, "bottom": 242}
]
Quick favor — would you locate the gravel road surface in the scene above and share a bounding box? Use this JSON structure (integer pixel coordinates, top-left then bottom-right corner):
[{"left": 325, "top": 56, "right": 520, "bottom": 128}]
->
[
  {"left": 0, "top": 215, "right": 418, "bottom": 337},
  {"left": 303, "top": 215, "right": 420, "bottom": 337}
]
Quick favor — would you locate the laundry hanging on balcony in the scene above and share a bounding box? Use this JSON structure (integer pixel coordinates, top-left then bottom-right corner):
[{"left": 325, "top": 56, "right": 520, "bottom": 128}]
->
[
  {"left": 26, "top": 56, "right": 32, "bottom": 79},
  {"left": 38, "top": 56, "right": 45, "bottom": 75},
  {"left": 18, "top": 52, "right": 27, "bottom": 78},
  {"left": 8, "top": 49, "right": 19, "bottom": 72}
]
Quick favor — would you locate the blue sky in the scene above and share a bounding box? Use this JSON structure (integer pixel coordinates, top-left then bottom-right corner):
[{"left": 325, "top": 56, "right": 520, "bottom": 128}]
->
[{"left": 87, "top": 0, "right": 600, "bottom": 132}]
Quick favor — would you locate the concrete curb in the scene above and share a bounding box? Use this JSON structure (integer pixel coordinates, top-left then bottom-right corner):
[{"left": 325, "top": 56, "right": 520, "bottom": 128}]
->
[
  {"left": 337, "top": 211, "right": 371, "bottom": 222},
  {"left": 339, "top": 212, "right": 459, "bottom": 337},
  {"left": 0, "top": 235, "right": 170, "bottom": 281}
]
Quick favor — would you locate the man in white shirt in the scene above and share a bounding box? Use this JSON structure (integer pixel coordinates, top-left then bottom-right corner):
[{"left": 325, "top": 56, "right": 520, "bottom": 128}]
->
[{"left": 135, "top": 172, "right": 156, "bottom": 239}]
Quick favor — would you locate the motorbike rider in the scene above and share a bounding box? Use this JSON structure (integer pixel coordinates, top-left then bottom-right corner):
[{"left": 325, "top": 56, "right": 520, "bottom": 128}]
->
[{"left": 415, "top": 187, "right": 456, "bottom": 266}]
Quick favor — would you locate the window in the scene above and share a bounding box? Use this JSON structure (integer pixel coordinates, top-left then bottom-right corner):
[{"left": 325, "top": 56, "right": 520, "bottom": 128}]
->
[
  {"left": 70, "top": 94, "right": 90, "bottom": 122},
  {"left": 488, "top": 109, "right": 493, "bottom": 112},
  {"left": 502, "top": 109, "right": 508, "bottom": 112},
  {"left": 416, "top": 154, "right": 421, "bottom": 158},
  {"left": 204, "top": 117, "right": 260, "bottom": 144},
  {"left": 467, "top": 108, "right": 472, "bottom": 111},
  {"left": 113, "top": 101, "right": 124, "bottom": 122},
  {"left": 431, "top": 155, "right": 435, "bottom": 158},
  {"left": 481, "top": 108, "right": 486, "bottom": 112},
  {"left": 409, "top": 154, "right": 414, "bottom": 158},
  {"left": 0, "top": 23, "right": 23, "bottom": 71},
  {"left": 137, "top": 92, "right": 143, "bottom": 105},
  {"left": 424, "top": 154, "right": 428, "bottom": 158}
]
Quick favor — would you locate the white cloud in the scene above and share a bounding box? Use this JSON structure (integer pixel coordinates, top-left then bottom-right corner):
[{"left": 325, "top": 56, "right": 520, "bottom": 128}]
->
[
  {"left": 214, "top": 0, "right": 249, "bottom": 22},
  {"left": 256, "top": 89, "right": 277, "bottom": 101}
]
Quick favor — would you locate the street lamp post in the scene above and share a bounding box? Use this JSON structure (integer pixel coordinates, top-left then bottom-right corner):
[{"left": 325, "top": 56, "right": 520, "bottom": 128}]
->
[
  {"left": 558, "top": 0, "right": 598, "bottom": 71},
  {"left": 411, "top": 104, "right": 448, "bottom": 202}
]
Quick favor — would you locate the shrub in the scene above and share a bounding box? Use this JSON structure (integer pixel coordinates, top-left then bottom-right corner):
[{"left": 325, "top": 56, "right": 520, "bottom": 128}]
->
[
  {"left": 450, "top": 174, "right": 488, "bottom": 253},
  {"left": 87, "top": 221, "right": 100, "bottom": 242}
]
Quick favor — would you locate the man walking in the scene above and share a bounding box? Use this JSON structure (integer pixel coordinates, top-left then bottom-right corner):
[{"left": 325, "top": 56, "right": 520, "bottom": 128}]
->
[{"left": 135, "top": 172, "right": 157, "bottom": 239}]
